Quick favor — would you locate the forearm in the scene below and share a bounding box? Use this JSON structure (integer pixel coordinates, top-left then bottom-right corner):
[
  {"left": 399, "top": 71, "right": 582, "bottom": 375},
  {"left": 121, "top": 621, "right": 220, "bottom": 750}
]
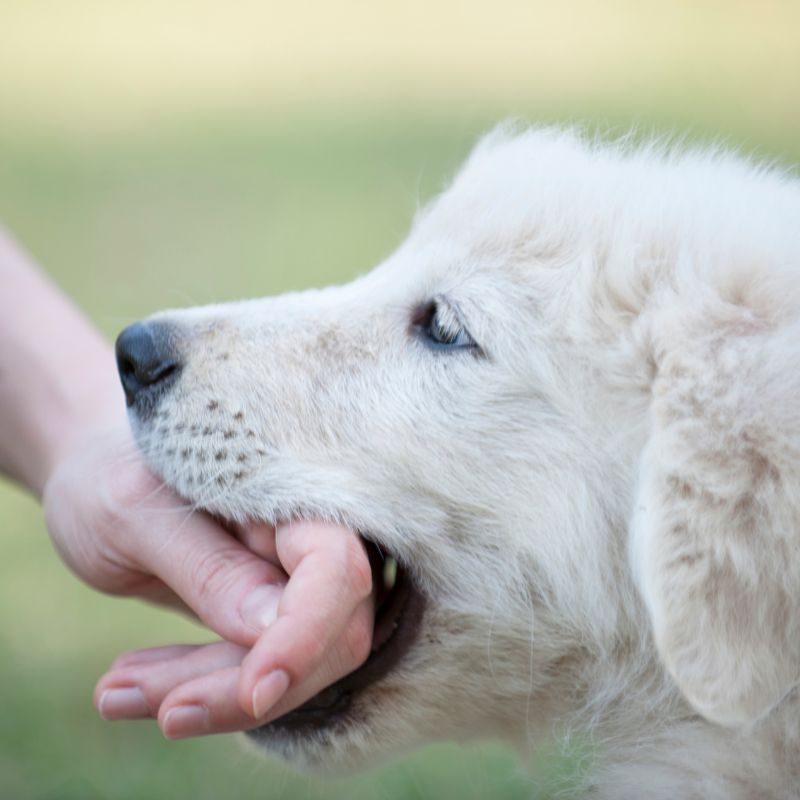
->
[{"left": 0, "top": 231, "right": 124, "bottom": 496}]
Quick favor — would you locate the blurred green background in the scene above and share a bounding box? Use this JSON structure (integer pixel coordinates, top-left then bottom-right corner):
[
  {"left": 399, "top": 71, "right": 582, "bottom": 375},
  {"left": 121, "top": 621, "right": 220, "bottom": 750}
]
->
[{"left": 0, "top": 2, "right": 798, "bottom": 798}]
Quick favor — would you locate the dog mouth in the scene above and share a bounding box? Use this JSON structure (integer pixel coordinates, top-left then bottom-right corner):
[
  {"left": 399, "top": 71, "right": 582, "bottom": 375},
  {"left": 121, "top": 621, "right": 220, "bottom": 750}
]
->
[{"left": 249, "top": 536, "right": 425, "bottom": 738}]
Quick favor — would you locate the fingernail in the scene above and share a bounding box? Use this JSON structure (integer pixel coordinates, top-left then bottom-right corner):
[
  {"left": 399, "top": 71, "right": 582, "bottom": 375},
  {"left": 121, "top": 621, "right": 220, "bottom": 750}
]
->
[
  {"left": 99, "top": 687, "right": 150, "bottom": 720},
  {"left": 252, "top": 670, "right": 290, "bottom": 719},
  {"left": 240, "top": 584, "right": 283, "bottom": 632},
  {"left": 162, "top": 705, "right": 210, "bottom": 739}
]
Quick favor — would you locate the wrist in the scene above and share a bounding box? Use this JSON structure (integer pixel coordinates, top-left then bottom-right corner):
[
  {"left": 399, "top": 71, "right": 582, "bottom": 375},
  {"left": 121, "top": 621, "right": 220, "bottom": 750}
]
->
[
  {"left": 36, "top": 344, "right": 128, "bottom": 497},
  {"left": 2, "top": 328, "right": 127, "bottom": 498}
]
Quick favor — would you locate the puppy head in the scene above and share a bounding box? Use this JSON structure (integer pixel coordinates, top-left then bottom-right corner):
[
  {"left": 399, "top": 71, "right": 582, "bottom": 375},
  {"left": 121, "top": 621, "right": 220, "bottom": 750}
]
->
[
  {"left": 117, "top": 126, "right": 800, "bottom": 768},
  {"left": 117, "top": 127, "right": 638, "bottom": 769}
]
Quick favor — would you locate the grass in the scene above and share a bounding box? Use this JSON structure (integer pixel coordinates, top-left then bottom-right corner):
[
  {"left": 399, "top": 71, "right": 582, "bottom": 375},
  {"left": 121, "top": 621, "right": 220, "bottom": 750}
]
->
[{"left": 0, "top": 1, "right": 799, "bottom": 797}]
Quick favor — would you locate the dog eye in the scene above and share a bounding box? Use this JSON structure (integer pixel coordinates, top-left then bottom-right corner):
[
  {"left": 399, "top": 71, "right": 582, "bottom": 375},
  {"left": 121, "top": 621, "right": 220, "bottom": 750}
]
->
[{"left": 415, "top": 300, "right": 477, "bottom": 350}]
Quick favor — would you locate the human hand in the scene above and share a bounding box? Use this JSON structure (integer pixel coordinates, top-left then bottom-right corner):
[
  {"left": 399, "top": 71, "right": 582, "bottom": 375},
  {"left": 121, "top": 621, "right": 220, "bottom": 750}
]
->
[
  {"left": 43, "top": 424, "right": 374, "bottom": 737},
  {"left": 93, "top": 520, "right": 375, "bottom": 738}
]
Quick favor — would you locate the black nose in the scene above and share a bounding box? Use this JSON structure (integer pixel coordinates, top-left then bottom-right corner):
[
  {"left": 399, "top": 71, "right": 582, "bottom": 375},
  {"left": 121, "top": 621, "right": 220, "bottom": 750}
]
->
[{"left": 115, "top": 322, "right": 181, "bottom": 409}]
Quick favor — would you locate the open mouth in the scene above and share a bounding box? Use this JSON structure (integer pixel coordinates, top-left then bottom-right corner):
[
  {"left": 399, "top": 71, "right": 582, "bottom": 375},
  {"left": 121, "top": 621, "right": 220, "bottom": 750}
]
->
[{"left": 250, "top": 536, "right": 425, "bottom": 737}]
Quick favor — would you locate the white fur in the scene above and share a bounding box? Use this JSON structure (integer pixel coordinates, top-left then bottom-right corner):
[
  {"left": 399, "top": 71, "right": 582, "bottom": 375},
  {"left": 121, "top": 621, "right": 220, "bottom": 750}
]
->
[{"left": 131, "top": 126, "right": 800, "bottom": 798}]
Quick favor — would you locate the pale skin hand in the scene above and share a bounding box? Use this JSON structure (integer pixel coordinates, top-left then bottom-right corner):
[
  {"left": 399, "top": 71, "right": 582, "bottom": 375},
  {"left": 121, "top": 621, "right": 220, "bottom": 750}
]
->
[
  {"left": 0, "top": 229, "right": 373, "bottom": 738},
  {"left": 94, "top": 521, "right": 375, "bottom": 737}
]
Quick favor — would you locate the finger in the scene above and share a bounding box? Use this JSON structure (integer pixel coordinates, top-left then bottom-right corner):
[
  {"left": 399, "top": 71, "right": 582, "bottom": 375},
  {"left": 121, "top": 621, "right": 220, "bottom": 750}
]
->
[
  {"left": 110, "top": 644, "right": 200, "bottom": 670},
  {"left": 133, "top": 581, "right": 196, "bottom": 618},
  {"left": 238, "top": 521, "right": 374, "bottom": 718},
  {"left": 117, "top": 482, "right": 287, "bottom": 645},
  {"left": 158, "top": 667, "right": 260, "bottom": 738},
  {"left": 231, "top": 521, "right": 280, "bottom": 562},
  {"left": 95, "top": 641, "right": 248, "bottom": 721},
  {"left": 255, "top": 594, "right": 375, "bottom": 723},
  {"left": 158, "top": 599, "right": 371, "bottom": 739}
]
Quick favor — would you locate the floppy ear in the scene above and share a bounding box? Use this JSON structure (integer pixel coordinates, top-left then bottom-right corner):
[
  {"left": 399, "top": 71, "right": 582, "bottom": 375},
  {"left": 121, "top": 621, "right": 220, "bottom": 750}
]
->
[{"left": 630, "top": 316, "right": 800, "bottom": 726}]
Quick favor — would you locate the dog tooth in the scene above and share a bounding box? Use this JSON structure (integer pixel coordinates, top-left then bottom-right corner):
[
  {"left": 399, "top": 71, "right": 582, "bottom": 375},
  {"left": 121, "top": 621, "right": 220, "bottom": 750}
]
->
[{"left": 383, "top": 557, "right": 398, "bottom": 591}]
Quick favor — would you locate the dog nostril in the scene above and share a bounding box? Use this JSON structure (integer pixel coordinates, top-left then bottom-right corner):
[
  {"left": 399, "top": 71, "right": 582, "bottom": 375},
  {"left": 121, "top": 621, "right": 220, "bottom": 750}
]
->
[
  {"left": 146, "top": 360, "right": 178, "bottom": 383},
  {"left": 119, "top": 356, "right": 136, "bottom": 379},
  {"left": 115, "top": 321, "right": 181, "bottom": 408}
]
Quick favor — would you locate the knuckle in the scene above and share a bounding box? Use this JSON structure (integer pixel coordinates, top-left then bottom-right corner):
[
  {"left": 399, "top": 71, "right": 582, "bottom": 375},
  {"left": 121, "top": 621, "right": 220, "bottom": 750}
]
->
[
  {"left": 192, "top": 546, "right": 249, "bottom": 600},
  {"left": 44, "top": 475, "right": 133, "bottom": 591},
  {"left": 42, "top": 466, "right": 69, "bottom": 516}
]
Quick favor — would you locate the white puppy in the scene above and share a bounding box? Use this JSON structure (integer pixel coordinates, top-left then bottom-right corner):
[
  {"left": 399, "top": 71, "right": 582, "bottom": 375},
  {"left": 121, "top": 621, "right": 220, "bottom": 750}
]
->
[{"left": 119, "top": 126, "right": 800, "bottom": 799}]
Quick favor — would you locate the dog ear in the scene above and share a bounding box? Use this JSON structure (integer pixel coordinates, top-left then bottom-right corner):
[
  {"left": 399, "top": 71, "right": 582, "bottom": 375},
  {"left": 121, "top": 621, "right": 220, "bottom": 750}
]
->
[{"left": 630, "top": 316, "right": 800, "bottom": 726}]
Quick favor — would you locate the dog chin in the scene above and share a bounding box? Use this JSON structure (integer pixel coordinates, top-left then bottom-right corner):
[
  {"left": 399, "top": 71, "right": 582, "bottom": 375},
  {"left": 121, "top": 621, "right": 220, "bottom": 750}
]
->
[{"left": 243, "top": 691, "right": 385, "bottom": 774}]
